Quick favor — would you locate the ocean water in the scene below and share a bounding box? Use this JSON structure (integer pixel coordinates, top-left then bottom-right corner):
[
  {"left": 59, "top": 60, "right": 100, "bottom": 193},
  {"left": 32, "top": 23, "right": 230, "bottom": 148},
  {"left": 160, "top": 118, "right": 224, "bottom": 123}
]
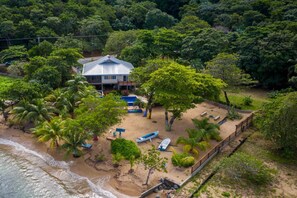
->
[{"left": 0, "top": 138, "right": 116, "bottom": 198}]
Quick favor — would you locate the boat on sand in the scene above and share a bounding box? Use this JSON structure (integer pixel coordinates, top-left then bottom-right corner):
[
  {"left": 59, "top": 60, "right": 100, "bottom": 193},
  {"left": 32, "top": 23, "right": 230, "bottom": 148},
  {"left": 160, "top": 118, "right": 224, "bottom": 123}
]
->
[
  {"left": 136, "top": 131, "right": 159, "bottom": 143},
  {"left": 158, "top": 138, "right": 171, "bottom": 151}
]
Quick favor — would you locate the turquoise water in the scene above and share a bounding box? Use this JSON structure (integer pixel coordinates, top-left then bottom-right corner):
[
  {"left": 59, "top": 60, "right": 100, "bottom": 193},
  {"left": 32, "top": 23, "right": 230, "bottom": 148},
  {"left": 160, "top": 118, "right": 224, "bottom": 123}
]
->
[{"left": 0, "top": 138, "right": 116, "bottom": 198}]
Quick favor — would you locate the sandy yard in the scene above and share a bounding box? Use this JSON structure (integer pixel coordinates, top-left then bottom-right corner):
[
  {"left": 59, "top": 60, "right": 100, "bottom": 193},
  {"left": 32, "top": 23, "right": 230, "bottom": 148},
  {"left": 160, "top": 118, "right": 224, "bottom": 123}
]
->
[
  {"left": 0, "top": 102, "right": 252, "bottom": 197},
  {"left": 104, "top": 102, "right": 251, "bottom": 191}
]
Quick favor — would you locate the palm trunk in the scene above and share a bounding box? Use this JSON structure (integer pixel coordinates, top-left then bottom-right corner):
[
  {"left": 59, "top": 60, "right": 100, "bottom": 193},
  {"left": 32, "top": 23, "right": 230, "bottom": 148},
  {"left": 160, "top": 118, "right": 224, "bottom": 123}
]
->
[
  {"left": 55, "top": 140, "right": 59, "bottom": 148},
  {"left": 146, "top": 93, "right": 154, "bottom": 119},
  {"left": 144, "top": 168, "right": 153, "bottom": 185}
]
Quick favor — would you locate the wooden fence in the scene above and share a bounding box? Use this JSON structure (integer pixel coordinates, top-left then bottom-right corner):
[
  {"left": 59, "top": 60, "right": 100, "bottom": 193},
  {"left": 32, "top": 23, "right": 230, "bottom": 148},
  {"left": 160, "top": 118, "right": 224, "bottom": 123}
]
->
[{"left": 190, "top": 113, "right": 254, "bottom": 174}]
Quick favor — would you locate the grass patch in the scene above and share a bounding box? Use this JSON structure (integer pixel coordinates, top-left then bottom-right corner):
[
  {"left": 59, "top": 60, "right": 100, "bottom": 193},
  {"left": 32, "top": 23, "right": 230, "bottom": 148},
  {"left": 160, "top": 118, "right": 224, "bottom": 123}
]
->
[
  {"left": 219, "top": 88, "right": 269, "bottom": 110},
  {"left": 0, "top": 75, "right": 19, "bottom": 94}
]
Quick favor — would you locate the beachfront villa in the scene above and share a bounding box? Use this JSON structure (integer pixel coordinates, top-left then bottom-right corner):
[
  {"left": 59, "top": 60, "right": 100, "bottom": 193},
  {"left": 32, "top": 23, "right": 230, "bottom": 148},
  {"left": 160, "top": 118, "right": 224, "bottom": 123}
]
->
[{"left": 81, "top": 55, "right": 135, "bottom": 91}]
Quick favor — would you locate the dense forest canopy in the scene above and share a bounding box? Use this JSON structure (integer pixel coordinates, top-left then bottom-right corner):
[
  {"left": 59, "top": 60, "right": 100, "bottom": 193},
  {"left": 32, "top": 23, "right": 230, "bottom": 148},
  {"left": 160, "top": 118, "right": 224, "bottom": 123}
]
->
[{"left": 0, "top": 0, "right": 296, "bottom": 88}]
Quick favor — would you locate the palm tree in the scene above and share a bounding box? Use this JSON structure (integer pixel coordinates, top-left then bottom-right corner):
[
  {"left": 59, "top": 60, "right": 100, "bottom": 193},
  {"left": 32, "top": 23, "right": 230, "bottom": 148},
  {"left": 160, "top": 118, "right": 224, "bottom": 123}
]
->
[
  {"left": 192, "top": 118, "right": 221, "bottom": 141},
  {"left": 65, "top": 75, "right": 89, "bottom": 94},
  {"left": 11, "top": 99, "right": 56, "bottom": 126},
  {"left": 32, "top": 117, "right": 65, "bottom": 148},
  {"left": 45, "top": 89, "right": 73, "bottom": 117},
  {"left": 64, "top": 75, "right": 97, "bottom": 115},
  {"left": 176, "top": 129, "right": 210, "bottom": 156},
  {"left": 61, "top": 119, "right": 90, "bottom": 157},
  {"left": 176, "top": 136, "right": 200, "bottom": 156}
]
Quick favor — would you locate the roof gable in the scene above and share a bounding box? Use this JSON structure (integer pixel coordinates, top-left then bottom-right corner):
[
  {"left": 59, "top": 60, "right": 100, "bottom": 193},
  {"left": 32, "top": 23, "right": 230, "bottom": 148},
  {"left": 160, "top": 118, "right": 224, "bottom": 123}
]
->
[{"left": 82, "top": 55, "right": 134, "bottom": 76}]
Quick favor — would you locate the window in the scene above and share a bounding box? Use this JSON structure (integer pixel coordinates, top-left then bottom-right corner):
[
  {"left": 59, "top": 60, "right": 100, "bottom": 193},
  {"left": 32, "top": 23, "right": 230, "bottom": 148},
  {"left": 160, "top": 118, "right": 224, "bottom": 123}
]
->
[
  {"left": 123, "top": 75, "right": 128, "bottom": 81},
  {"left": 104, "top": 75, "right": 117, "bottom": 80}
]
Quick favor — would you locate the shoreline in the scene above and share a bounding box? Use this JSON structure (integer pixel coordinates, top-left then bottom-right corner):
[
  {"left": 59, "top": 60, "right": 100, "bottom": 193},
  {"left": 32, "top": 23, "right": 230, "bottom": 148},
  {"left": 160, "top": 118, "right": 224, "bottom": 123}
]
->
[
  {"left": 0, "top": 103, "right": 252, "bottom": 198},
  {"left": 0, "top": 122, "right": 140, "bottom": 198}
]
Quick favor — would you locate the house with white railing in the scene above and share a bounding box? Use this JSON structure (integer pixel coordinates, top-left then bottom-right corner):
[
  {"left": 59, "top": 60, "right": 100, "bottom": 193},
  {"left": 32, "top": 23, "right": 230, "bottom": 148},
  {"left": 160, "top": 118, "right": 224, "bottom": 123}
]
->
[{"left": 82, "top": 55, "right": 135, "bottom": 91}]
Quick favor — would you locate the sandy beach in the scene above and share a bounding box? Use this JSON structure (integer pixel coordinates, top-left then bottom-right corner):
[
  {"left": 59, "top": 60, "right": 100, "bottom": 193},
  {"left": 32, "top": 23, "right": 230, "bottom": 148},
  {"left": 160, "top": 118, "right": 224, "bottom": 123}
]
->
[{"left": 0, "top": 102, "right": 251, "bottom": 197}]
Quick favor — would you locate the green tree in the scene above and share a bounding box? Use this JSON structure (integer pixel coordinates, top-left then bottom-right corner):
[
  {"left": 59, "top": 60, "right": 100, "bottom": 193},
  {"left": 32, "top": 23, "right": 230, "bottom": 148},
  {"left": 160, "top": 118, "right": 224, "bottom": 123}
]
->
[
  {"left": 181, "top": 28, "right": 228, "bottom": 63},
  {"left": 144, "top": 61, "right": 224, "bottom": 131},
  {"left": 120, "top": 44, "right": 148, "bottom": 67},
  {"left": 143, "top": 62, "right": 198, "bottom": 131},
  {"left": 45, "top": 89, "right": 73, "bottom": 117},
  {"left": 42, "top": 17, "right": 61, "bottom": 34},
  {"left": 75, "top": 94, "right": 126, "bottom": 140},
  {"left": 64, "top": 75, "right": 96, "bottom": 108},
  {"left": 154, "top": 29, "right": 183, "bottom": 58},
  {"left": 54, "top": 35, "right": 83, "bottom": 50},
  {"left": 0, "top": 20, "right": 15, "bottom": 38},
  {"left": 127, "top": 1, "right": 156, "bottom": 28},
  {"left": 144, "top": 9, "right": 176, "bottom": 29},
  {"left": 28, "top": 41, "right": 54, "bottom": 57},
  {"left": 62, "top": 118, "right": 90, "bottom": 157},
  {"left": 257, "top": 92, "right": 297, "bottom": 155},
  {"left": 243, "top": 10, "right": 266, "bottom": 26},
  {"left": 173, "top": 15, "right": 210, "bottom": 34},
  {"left": 138, "top": 146, "right": 168, "bottom": 185},
  {"left": 0, "top": 45, "right": 27, "bottom": 63},
  {"left": 31, "top": 66, "right": 62, "bottom": 89},
  {"left": 130, "top": 59, "right": 170, "bottom": 118},
  {"left": 79, "top": 15, "right": 112, "bottom": 52},
  {"left": 176, "top": 118, "right": 221, "bottom": 155},
  {"left": 32, "top": 117, "right": 65, "bottom": 148},
  {"left": 176, "top": 136, "right": 202, "bottom": 156},
  {"left": 5, "top": 81, "right": 43, "bottom": 101},
  {"left": 104, "top": 30, "right": 138, "bottom": 55},
  {"left": 24, "top": 56, "right": 47, "bottom": 80},
  {"left": 50, "top": 48, "right": 82, "bottom": 67},
  {"left": 16, "top": 19, "right": 36, "bottom": 38},
  {"left": 47, "top": 56, "right": 72, "bottom": 86},
  {"left": 112, "top": 16, "right": 135, "bottom": 31},
  {"left": 237, "top": 25, "right": 297, "bottom": 88},
  {"left": 190, "top": 118, "right": 221, "bottom": 141},
  {"left": 205, "top": 53, "right": 252, "bottom": 105},
  {"left": 11, "top": 99, "right": 56, "bottom": 127}
]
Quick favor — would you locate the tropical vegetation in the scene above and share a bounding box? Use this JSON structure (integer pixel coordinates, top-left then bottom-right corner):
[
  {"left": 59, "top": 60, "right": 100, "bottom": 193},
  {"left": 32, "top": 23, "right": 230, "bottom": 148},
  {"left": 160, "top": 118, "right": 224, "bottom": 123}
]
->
[
  {"left": 111, "top": 138, "right": 141, "bottom": 160},
  {"left": 176, "top": 118, "right": 221, "bottom": 156},
  {"left": 257, "top": 92, "right": 297, "bottom": 156},
  {"left": 171, "top": 152, "right": 195, "bottom": 168},
  {"left": 138, "top": 145, "right": 168, "bottom": 185}
]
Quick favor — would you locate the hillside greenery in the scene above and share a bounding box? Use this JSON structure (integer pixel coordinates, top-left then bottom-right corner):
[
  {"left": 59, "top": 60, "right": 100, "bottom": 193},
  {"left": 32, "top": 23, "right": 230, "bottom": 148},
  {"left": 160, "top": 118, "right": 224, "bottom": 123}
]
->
[{"left": 0, "top": 0, "right": 296, "bottom": 89}]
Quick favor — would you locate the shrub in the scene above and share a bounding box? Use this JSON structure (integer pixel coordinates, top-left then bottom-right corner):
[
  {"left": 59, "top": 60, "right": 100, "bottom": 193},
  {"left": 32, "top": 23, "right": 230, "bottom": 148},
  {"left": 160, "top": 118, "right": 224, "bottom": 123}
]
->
[
  {"left": 243, "top": 96, "right": 253, "bottom": 106},
  {"left": 112, "top": 152, "right": 124, "bottom": 166},
  {"left": 227, "top": 106, "right": 242, "bottom": 120},
  {"left": 220, "top": 152, "right": 275, "bottom": 185},
  {"left": 172, "top": 152, "right": 195, "bottom": 168},
  {"left": 111, "top": 138, "right": 141, "bottom": 159}
]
